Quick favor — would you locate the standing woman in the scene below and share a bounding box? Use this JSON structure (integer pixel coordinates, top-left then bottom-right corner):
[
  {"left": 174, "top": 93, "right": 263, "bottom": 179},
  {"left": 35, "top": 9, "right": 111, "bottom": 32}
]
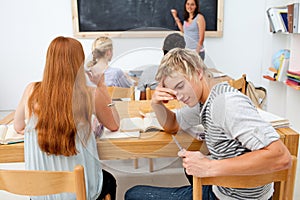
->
[
  {"left": 171, "top": 0, "right": 206, "bottom": 60},
  {"left": 14, "top": 36, "right": 118, "bottom": 200}
]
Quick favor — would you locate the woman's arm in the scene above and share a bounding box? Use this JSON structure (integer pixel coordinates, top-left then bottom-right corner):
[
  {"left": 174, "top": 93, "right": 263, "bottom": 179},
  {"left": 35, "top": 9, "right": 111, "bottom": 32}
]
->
[
  {"left": 88, "top": 66, "right": 120, "bottom": 131},
  {"left": 14, "top": 83, "right": 35, "bottom": 134},
  {"left": 196, "top": 14, "right": 206, "bottom": 53},
  {"left": 171, "top": 9, "right": 184, "bottom": 33},
  {"left": 180, "top": 139, "right": 291, "bottom": 177},
  {"left": 151, "top": 85, "right": 179, "bottom": 133},
  {"left": 94, "top": 83, "right": 120, "bottom": 132}
]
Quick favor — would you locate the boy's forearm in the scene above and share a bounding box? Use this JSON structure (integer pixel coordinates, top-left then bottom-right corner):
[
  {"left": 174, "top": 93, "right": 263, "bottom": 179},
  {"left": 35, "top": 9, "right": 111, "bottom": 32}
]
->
[{"left": 152, "top": 102, "right": 179, "bottom": 133}]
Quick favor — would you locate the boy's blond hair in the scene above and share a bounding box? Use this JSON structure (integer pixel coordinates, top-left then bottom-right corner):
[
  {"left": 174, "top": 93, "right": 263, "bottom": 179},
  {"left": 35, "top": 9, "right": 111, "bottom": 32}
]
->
[{"left": 155, "top": 48, "right": 208, "bottom": 83}]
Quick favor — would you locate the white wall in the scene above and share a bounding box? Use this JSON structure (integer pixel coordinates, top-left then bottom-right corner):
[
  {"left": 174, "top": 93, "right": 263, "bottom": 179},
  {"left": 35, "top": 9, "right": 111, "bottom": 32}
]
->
[{"left": 0, "top": 0, "right": 268, "bottom": 110}]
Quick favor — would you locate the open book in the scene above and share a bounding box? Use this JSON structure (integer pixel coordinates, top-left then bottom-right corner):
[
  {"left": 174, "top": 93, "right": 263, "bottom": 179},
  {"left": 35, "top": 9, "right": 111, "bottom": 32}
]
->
[
  {"left": 100, "top": 113, "right": 163, "bottom": 139},
  {"left": 257, "top": 108, "right": 290, "bottom": 128},
  {"left": 0, "top": 124, "right": 24, "bottom": 144},
  {"left": 120, "top": 113, "right": 163, "bottom": 132}
]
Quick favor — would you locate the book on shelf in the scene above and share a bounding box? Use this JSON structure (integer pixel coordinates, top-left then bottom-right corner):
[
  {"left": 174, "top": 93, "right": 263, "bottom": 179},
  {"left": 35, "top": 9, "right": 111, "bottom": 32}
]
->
[
  {"left": 0, "top": 124, "right": 24, "bottom": 144},
  {"left": 287, "top": 70, "right": 300, "bottom": 76},
  {"left": 286, "top": 79, "right": 300, "bottom": 90},
  {"left": 257, "top": 108, "right": 290, "bottom": 128},
  {"left": 288, "top": 4, "right": 294, "bottom": 33},
  {"left": 287, "top": 75, "right": 300, "bottom": 83},
  {"left": 263, "top": 67, "right": 277, "bottom": 81},
  {"left": 267, "top": 6, "right": 288, "bottom": 33},
  {"left": 285, "top": 3, "right": 300, "bottom": 33},
  {"left": 292, "top": 3, "right": 300, "bottom": 33},
  {"left": 276, "top": 58, "right": 289, "bottom": 82}
]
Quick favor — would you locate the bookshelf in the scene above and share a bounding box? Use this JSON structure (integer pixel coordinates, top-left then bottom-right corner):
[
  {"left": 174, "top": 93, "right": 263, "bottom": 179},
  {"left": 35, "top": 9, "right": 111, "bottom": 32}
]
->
[
  {"left": 265, "top": 2, "right": 300, "bottom": 90},
  {"left": 264, "top": 0, "right": 300, "bottom": 133}
]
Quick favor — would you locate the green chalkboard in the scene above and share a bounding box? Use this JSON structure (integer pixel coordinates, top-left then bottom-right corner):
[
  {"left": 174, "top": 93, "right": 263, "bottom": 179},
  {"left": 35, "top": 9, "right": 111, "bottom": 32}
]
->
[{"left": 72, "top": 0, "right": 223, "bottom": 38}]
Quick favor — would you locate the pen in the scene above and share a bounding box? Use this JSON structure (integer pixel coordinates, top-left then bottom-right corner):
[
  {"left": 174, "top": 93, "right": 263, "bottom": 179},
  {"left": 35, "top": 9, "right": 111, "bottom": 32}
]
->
[{"left": 172, "top": 135, "right": 183, "bottom": 151}]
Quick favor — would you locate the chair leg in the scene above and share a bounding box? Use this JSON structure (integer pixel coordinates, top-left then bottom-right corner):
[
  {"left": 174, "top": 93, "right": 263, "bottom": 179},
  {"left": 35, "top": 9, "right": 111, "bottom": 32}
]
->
[
  {"left": 149, "top": 158, "right": 154, "bottom": 172},
  {"left": 103, "top": 194, "right": 111, "bottom": 200},
  {"left": 134, "top": 158, "right": 138, "bottom": 169}
]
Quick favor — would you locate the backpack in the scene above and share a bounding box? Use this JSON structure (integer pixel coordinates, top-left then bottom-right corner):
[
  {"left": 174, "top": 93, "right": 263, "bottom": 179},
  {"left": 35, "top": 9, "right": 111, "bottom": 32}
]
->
[{"left": 246, "top": 81, "right": 267, "bottom": 109}]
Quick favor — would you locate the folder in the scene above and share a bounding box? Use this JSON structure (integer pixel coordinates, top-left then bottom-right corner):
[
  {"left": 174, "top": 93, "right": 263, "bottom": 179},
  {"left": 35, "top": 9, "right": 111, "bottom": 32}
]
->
[
  {"left": 276, "top": 58, "right": 289, "bottom": 82},
  {"left": 266, "top": 7, "right": 288, "bottom": 33}
]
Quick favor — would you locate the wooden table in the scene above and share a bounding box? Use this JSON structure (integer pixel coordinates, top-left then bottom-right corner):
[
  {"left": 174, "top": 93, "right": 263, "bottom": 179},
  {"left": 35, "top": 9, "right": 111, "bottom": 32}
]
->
[
  {"left": 0, "top": 100, "right": 204, "bottom": 163},
  {"left": 0, "top": 96, "right": 298, "bottom": 200},
  {"left": 97, "top": 100, "right": 204, "bottom": 160}
]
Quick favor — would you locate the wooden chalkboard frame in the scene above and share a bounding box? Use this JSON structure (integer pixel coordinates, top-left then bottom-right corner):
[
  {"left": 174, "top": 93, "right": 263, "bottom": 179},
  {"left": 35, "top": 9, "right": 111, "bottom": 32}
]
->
[{"left": 72, "top": 0, "right": 223, "bottom": 38}]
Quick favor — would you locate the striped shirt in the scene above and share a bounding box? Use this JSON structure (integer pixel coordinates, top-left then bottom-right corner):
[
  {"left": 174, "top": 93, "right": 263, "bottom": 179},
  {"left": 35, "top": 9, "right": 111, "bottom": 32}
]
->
[{"left": 176, "top": 82, "right": 279, "bottom": 200}]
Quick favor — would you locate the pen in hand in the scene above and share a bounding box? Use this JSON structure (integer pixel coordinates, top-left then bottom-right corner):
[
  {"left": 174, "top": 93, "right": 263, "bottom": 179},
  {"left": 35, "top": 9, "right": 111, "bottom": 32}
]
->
[
  {"left": 172, "top": 135, "right": 183, "bottom": 151},
  {"left": 172, "top": 135, "right": 186, "bottom": 158}
]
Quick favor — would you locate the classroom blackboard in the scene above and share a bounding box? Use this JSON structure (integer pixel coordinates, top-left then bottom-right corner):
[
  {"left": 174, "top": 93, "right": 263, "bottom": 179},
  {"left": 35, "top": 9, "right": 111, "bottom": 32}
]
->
[{"left": 72, "top": 0, "right": 223, "bottom": 38}]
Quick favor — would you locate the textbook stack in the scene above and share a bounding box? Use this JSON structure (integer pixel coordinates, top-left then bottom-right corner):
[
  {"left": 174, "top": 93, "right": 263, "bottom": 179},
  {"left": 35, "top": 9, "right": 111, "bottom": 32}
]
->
[
  {"left": 267, "top": 3, "right": 300, "bottom": 33},
  {"left": 286, "top": 70, "right": 300, "bottom": 90},
  {"left": 257, "top": 109, "right": 290, "bottom": 128}
]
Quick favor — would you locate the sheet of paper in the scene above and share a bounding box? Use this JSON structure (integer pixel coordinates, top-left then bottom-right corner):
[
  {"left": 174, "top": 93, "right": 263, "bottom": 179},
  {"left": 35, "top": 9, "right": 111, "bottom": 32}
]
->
[{"left": 101, "top": 129, "right": 140, "bottom": 139}]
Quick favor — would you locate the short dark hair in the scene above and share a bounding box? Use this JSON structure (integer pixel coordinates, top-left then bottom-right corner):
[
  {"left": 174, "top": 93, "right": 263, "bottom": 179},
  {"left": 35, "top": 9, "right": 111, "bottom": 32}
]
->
[{"left": 162, "top": 33, "right": 185, "bottom": 55}]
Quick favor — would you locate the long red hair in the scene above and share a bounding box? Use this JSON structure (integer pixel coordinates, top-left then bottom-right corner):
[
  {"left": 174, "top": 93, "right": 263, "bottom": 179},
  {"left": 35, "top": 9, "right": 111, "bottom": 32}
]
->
[{"left": 28, "top": 36, "right": 92, "bottom": 156}]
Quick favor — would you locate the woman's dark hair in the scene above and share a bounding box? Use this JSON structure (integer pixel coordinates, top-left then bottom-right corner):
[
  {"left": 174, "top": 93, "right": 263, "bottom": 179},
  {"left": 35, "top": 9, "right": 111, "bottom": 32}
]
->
[{"left": 183, "top": 0, "right": 200, "bottom": 21}]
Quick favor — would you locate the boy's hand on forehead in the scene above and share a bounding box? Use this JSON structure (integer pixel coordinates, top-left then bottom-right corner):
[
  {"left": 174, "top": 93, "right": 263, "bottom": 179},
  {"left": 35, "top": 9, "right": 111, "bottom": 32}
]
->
[{"left": 151, "top": 84, "right": 177, "bottom": 104}]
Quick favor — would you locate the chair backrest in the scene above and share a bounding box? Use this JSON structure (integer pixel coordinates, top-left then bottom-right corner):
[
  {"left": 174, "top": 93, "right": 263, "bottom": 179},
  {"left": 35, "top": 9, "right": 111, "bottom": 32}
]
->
[
  {"left": 193, "top": 156, "right": 297, "bottom": 200},
  {"left": 0, "top": 165, "right": 87, "bottom": 200},
  {"left": 228, "top": 74, "right": 247, "bottom": 94},
  {"left": 107, "top": 86, "right": 135, "bottom": 100}
]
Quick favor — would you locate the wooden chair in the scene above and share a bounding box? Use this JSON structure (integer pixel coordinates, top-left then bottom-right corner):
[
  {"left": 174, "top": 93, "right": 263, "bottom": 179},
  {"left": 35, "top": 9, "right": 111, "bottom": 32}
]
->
[
  {"left": 193, "top": 156, "right": 297, "bottom": 200},
  {"left": 145, "top": 87, "right": 155, "bottom": 172},
  {"left": 106, "top": 86, "right": 138, "bottom": 171},
  {"left": 107, "top": 86, "right": 135, "bottom": 100},
  {"left": 228, "top": 74, "right": 247, "bottom": 94},
  {"left": 0, "top": 165, "right": 87, "bottom": 200},
  {"left": 135, "top": 86, "right": 155, "bottom": 171}
]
